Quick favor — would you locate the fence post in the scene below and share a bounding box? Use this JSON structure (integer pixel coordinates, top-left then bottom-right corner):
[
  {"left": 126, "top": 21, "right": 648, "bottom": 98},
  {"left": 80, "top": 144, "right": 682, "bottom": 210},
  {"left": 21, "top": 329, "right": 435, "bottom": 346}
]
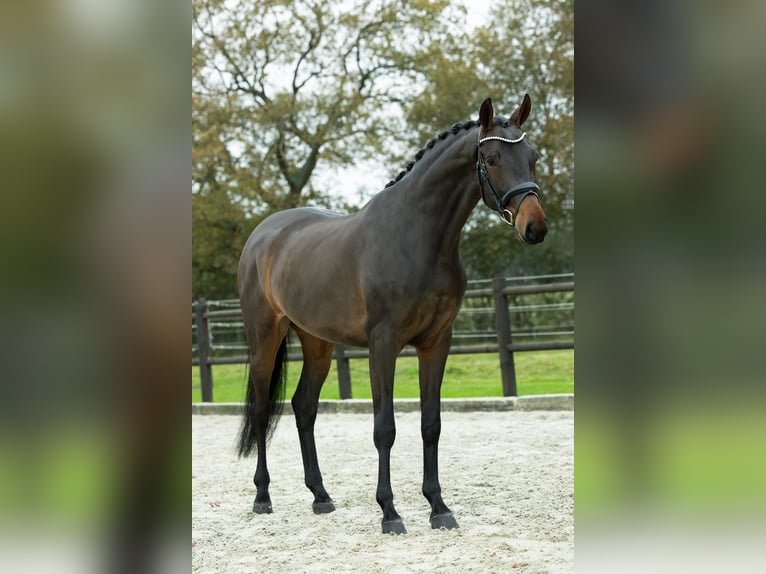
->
[
  {"left": 492, "top": 277, "right": 518, "bottom": 396},
  {"left": 195, "top": 298, "right": 214, "bottom": 402},
  {"left": 335, "top": 344, "right": 352, "bottom": 399}
]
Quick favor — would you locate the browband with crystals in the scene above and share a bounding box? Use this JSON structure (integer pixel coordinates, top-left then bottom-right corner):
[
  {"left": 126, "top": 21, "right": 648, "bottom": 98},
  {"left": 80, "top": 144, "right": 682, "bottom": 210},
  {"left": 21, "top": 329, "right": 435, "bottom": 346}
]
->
[
  {"left": 475, "top": 128, "right": 539, "bottom": 227},
  {"left": 478, "top": 132, "right": 527, "bottom": 145}
]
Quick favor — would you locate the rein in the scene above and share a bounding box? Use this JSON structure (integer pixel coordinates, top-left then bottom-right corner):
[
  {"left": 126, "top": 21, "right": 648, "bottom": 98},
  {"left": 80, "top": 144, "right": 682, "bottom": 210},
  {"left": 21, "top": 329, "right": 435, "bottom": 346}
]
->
[{"left": 476, "top": 130, "right": 541, "bottom": 226}]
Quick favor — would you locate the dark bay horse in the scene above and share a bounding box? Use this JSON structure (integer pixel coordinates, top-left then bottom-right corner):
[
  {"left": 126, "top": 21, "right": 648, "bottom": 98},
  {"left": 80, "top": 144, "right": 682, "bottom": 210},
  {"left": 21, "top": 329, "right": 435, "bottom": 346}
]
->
[{"left": 237, "top": 95, "right": 547, "bottom": 534}]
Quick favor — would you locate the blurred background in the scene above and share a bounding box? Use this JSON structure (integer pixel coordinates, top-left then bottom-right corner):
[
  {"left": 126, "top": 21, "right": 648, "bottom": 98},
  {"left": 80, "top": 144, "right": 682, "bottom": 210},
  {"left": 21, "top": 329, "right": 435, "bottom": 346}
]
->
[
  {"left": 0, "top": 1, "right": 188, "bottom": 573},
  {"left": 576, "top": 0, "right": 766, "bottom": 572}
]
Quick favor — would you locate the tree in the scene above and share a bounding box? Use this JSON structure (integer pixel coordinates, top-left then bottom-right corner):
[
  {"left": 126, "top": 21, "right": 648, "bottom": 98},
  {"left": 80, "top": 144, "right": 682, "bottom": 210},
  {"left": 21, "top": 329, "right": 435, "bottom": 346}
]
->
[
  {"left": 193, "top": 0, "right": 462, "bottom": 208},
  {"left": 403, "top": 32, "right": 487, "bottom": 147},
  {"left": 193, "top": 0, "right": 465, "bottom": 297}
]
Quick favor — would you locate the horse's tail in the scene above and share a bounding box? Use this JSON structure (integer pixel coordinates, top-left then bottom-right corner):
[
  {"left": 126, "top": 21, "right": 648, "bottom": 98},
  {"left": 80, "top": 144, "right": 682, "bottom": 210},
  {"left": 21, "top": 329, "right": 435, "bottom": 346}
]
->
[{"left": 238, "top": 334, "right": 289, "bottom": 458}]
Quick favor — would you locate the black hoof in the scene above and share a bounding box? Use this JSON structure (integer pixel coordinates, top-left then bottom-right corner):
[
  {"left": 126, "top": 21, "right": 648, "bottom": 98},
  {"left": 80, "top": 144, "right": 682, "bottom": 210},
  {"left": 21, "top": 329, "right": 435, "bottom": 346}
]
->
[
  {"left": 312, "top": 500, "right": 336, "bottom": 514},
  {"left": 252, "top": 500, "right": 273, "bottom": 514},
  {"left": 382, "top": 518, "right": 407, "bottom": 535},
  {"left": 430, "top": 512, "right": 459, "bottom": 530}
]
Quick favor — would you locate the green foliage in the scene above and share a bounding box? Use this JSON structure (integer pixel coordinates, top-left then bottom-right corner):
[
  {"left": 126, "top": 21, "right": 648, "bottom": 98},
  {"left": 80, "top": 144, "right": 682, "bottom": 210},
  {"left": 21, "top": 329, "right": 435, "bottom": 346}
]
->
[
  {"left": 459, "top": 209, "right": 573, "bottom": 279},
  {"left": 191, "top": 191, "right": 253, "bottom": 299},
  {"left": 404, "top": 22, "right": 487, "bottom": 146},
  {"left": 193, "top": 0, "right": 460, "bottom": 205}
]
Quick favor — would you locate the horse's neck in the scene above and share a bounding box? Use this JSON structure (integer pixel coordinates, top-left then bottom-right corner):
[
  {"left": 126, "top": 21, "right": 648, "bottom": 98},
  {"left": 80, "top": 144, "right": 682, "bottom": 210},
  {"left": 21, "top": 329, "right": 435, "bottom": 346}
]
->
[{"left": 400, "top": 130, "right": 480, "bottom": 256}]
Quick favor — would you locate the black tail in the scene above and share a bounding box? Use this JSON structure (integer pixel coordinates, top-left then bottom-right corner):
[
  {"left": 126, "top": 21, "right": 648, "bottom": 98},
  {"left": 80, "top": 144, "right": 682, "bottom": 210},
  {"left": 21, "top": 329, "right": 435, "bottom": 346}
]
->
[{"left": 237, "top": 335, "right": 289, "bottom": 457}]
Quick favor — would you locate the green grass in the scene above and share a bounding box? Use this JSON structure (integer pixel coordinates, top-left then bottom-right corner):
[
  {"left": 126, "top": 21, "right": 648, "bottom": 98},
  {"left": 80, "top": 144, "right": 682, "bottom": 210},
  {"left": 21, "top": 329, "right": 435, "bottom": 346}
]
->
[{"left": 192, "top": 350, "right": 573, "bottom": 402}]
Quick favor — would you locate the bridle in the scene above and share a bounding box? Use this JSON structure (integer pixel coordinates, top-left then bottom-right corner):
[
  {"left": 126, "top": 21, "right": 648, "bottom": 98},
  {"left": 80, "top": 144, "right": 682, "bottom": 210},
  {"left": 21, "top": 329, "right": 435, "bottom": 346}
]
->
[{"left": 476, "top": 129, "right": 541, "bottom": 227}]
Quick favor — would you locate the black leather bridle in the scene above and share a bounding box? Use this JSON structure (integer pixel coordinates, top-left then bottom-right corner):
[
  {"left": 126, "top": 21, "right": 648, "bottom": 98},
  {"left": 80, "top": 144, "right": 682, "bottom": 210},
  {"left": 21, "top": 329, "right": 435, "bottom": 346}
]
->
[{"left": 476, "top": 130, "right": 541, "bottom": 227}]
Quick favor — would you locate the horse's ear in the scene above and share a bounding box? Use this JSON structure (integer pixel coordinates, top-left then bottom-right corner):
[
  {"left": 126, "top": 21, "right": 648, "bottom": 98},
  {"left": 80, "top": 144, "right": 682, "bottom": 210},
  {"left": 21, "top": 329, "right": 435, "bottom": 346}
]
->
[
  {"left": 510, "top": 93, "right": 532, "bottom": 128},
  {"left": 479, "top": 98, "right": 494, "bottom": 131}
]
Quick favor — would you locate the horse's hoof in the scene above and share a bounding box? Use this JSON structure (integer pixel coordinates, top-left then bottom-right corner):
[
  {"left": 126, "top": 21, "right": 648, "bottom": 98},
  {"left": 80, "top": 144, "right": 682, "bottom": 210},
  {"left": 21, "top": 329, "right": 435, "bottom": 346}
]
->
[
  {"left": 382, "top": 518, "right": 407, "bottom": 535},
  {"left": 430, "top": 512, "right": 459, "bottom": 530},
  {"left": 312, "top": 500, "right": 336, "bottom": 514},
  {"left": 252, "top": 500, "right": 273, "bottom": 514}
]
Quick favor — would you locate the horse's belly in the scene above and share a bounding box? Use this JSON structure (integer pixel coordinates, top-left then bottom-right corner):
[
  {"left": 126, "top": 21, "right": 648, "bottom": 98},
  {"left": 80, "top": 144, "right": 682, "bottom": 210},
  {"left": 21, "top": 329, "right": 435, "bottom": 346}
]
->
[
  {"left": 293, "top": 317, "right": 369, "bottom": 347},
  {"left": 271, "top": 264, "right": 369, "bottom": 346},
  {"left": 286, "top": 295, "right": 369, "bottom": 347}
]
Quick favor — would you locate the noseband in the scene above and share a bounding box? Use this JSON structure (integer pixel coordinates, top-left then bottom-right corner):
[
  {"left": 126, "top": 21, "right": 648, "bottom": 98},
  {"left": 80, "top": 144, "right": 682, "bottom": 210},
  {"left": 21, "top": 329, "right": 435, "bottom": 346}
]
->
[{"left": 476, "top": 130, "right": 541, "bottom": 227}]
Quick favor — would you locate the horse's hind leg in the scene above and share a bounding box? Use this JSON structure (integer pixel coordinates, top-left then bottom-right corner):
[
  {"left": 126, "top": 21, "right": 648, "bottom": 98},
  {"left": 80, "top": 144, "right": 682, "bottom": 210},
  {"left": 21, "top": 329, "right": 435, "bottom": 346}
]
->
[
  {"left": 240, "top": 303, "right": 289, "bottom": 515},
  {"left": 291, "top": 328, "right": 335, "bottom": 513}
]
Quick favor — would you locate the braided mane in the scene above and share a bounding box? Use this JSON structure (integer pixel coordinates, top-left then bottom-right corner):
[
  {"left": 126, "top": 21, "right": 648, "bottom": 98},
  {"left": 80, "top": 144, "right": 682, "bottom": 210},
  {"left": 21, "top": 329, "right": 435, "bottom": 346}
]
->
[{"left": 384, "top": 117, "right": 513, "bottom": 189}]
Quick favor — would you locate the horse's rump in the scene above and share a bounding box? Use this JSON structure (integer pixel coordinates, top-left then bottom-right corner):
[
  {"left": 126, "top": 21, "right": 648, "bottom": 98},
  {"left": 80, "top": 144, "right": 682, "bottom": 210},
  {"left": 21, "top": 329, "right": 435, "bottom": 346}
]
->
[{"left": 241, "top": 207, "right": 369, "bottom": 346}]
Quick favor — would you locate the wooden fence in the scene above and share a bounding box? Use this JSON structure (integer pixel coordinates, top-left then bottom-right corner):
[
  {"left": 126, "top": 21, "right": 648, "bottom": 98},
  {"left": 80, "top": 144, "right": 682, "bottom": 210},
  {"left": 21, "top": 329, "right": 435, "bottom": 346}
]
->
[{"left": 192, "top": 277, "right": 574, "bottom": 402}]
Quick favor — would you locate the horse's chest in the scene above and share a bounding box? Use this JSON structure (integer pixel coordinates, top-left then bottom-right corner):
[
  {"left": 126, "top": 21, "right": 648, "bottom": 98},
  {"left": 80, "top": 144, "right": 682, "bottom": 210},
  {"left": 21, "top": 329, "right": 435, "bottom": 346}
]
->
[
  {"left": 406, "top": 289, "right": 462, "bottom": 343},
  {"left": 362, "top": 263, "right": 465, "bottom": 345}
]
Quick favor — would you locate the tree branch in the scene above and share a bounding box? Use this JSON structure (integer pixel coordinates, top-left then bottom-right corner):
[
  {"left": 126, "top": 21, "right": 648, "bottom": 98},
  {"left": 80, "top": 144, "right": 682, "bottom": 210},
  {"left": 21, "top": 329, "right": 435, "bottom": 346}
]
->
[
  {"left": 292, "top": 13, "right": 323, "bottom": 95},
  {"left": 193, "top": 3, "right": 271, "bottom": 104}
]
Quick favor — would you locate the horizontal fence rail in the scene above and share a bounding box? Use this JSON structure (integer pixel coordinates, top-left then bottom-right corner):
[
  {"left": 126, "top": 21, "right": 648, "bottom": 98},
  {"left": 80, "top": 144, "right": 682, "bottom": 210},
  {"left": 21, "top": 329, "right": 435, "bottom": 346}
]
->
[{"left": 192, "top": 274, "right": 574, "bottom": 401}]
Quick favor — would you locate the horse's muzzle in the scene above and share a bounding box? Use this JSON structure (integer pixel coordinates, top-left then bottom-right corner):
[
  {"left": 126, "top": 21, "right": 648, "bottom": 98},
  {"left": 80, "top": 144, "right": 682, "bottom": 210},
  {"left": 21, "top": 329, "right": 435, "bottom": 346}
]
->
[{"left": 523, "top": 220, "right": 547, "bottom": 244}]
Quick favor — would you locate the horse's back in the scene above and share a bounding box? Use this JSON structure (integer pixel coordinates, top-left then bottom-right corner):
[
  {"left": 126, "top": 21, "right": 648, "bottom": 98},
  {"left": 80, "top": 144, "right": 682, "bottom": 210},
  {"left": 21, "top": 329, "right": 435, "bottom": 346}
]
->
[
  {"left": 247, "top": 206, "right": 343, "bottom": 242},
  {"left": 240, "top": 207, "right": 348, "bottom": 269}
]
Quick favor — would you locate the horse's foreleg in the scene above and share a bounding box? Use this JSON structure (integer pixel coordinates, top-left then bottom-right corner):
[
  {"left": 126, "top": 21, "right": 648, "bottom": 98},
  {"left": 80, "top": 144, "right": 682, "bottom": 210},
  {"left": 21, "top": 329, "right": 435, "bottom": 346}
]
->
[
  {"left": 369, "top": 326, "right": 405, "bottom": 534},
  {"left": 292, "top": 331, "right": 335, "bottom": 514},
  {"left": 417, "top": 332, "right": 459, "bottom": 530}
]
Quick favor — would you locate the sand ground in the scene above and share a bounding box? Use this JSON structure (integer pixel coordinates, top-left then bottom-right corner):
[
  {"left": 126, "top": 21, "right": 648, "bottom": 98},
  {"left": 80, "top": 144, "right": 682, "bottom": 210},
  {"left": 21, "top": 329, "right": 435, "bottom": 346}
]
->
[{"left": 192, "top": 409, "right": 573, "bottom": 573}]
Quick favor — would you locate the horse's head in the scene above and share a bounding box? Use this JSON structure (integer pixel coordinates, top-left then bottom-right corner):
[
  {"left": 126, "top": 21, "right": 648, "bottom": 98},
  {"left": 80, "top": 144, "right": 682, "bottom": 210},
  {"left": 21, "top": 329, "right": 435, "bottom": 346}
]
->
[{"left": 477, "top": 95, "right": 548, "bottom": 244}]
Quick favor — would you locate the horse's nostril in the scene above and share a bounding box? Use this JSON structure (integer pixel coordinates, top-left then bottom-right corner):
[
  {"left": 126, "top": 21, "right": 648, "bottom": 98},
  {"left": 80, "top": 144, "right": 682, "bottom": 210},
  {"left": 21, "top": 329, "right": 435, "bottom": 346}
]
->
[{"left": 525, "top": 222, "right": 547, "bottom": 243}]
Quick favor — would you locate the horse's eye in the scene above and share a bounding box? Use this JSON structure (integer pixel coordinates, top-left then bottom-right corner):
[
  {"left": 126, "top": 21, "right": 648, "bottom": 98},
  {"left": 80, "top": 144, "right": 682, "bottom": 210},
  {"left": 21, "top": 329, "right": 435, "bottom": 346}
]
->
[{"left": 487, "top": 157, "right": 496, "bottom": 166}]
